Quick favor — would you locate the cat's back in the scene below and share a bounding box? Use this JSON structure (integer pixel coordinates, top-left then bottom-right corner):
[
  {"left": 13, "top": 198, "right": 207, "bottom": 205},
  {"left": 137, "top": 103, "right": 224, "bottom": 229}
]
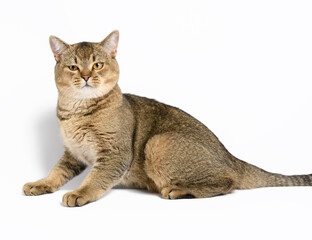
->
[
  {"left": 123, "top": 93, "right": 189, "bottom": 129},
  {"left": 123, "top": 93, "right": 222, "bottom": 146},
  {"left": 123, "top": 93, "right": 168, "bottom": 122}
]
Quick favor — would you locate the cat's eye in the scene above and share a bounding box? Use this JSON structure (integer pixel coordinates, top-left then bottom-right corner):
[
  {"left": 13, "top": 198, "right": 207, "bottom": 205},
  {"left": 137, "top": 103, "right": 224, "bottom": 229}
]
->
[
  {"left": 68, "top": 65, "right": 79, "bottom": 71},
  {"left": 93, "top": 62, "right": 104, "bottom": 70}
]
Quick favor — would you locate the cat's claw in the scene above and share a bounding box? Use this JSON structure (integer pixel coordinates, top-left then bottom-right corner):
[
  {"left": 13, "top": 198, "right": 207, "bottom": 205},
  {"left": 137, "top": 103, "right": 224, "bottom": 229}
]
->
[{"left": 62, "top": 191, "right": 89, "bottom": 207}]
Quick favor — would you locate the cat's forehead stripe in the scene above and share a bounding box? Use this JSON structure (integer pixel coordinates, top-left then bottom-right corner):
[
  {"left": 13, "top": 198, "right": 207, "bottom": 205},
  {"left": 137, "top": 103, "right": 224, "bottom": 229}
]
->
[{"left": 74, "top": 42, "right": 94, "bottom": 61}]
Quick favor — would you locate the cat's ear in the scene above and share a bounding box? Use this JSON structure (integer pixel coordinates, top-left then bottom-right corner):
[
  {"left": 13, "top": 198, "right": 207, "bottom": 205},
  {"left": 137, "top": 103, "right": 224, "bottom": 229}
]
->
[
  {"left": 99, "top": 30, "right": 119, "bottom": 58},
  {"left": 49, "top": 36, "right": 69, "bottom": 62}
]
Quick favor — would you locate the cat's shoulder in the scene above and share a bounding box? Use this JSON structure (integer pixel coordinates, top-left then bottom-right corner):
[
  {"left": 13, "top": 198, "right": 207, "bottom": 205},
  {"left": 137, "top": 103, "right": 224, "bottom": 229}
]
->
[
  {"left": 122, "top": 93, "right": 171, "bottom": 113},
  {"left": 123, "top": 93, "right": 159, "bottom": 105}
]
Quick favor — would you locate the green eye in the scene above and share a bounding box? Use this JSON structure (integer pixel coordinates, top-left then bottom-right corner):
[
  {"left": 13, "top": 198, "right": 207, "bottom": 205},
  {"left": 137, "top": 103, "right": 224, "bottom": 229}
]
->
[
  {"left": 93, "top": 62, "right": 104, "bottom": 70},
  {"left": 68, "top": 65, "right": 79, "bottom": 71}
]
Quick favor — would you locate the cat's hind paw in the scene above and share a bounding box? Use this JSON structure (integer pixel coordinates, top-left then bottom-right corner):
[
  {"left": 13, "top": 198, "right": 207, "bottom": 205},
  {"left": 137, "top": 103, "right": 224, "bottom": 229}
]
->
[{"left": 161, "top": 185, "right": 195, "bottom": 199}]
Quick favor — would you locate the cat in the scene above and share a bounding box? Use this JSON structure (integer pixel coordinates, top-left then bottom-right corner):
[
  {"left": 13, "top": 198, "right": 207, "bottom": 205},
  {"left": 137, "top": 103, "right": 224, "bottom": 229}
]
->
[{"left": 23, "top": 30, "right": 312, "bottom": 207}]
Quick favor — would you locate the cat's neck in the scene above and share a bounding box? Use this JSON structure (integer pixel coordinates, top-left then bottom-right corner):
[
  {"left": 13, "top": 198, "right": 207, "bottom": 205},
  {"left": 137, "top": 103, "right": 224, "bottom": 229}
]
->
[{"left": 57, "top": 85, "right": 123, "bottom": 120}]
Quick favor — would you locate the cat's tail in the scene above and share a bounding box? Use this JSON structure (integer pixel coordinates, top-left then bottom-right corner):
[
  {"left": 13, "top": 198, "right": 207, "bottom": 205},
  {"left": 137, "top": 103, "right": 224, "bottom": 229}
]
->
[{"left": 231, "top": 156, "right": 312, "bottom": 189}]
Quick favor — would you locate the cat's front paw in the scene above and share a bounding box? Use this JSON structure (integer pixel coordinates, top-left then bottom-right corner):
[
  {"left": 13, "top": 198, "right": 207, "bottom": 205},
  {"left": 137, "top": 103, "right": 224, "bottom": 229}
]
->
[
  {"left": 62, "top": 190, "right": 90, "bottom": 207},
  {"left": 23, "top": 181, "right": 57, "bottom": 196}
]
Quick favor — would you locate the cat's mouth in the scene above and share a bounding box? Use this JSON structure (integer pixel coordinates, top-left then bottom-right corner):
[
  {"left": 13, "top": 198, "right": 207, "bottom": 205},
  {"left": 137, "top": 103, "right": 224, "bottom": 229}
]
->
[{"left": 81, "top": 83, "right": 95, "bottom": 89}]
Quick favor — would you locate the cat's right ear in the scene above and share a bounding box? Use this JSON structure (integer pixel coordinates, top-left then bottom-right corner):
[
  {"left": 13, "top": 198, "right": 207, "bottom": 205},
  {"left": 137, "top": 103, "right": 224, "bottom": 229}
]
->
[
  {"left": 99, "top": 30, "right": 119, "bottom": 58},
  {"left": 49, "top": 36, "right": 69, "bottom": 62}
]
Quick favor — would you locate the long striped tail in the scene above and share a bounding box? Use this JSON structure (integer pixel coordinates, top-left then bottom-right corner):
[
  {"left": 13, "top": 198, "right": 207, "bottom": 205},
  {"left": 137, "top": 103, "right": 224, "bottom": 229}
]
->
[{"left": 232, "top": 157, "right": 312, "bottom": 189}]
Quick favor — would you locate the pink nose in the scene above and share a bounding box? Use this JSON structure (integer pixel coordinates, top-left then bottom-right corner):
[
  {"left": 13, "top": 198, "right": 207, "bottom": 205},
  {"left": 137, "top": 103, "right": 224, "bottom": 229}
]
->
[{"left": 82, "top": 75, "right": 90, "bottom": 81}]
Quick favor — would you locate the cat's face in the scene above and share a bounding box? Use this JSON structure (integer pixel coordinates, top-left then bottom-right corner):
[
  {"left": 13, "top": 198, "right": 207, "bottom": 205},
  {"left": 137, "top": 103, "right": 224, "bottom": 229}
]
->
[{"left": 50, "top": 31, "right": 119, "bottom": 99}]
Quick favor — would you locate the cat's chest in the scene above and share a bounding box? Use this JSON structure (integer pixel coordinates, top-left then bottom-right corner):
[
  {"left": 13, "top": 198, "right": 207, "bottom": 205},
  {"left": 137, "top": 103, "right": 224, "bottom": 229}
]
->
[{"left": 59, "top": 120, "right": 98, "bottom": 166}]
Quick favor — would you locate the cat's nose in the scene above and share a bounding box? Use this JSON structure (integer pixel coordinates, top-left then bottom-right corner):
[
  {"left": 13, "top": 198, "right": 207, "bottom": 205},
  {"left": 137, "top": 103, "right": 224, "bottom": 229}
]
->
[{"left": 82, "top": 75, "right": 90, "bottom": 82}]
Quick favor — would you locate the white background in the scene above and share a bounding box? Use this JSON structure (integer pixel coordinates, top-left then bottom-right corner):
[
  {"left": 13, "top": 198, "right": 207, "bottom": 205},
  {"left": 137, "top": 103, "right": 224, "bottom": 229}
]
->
[{"left": 1, "top": 0, "right": 312, "bottom": 239}]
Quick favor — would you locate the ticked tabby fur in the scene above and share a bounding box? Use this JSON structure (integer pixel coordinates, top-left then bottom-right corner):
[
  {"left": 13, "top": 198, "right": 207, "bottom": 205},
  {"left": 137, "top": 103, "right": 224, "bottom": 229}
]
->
[{"left": 23, "top": 30, "right": 312, "bottom": 207}]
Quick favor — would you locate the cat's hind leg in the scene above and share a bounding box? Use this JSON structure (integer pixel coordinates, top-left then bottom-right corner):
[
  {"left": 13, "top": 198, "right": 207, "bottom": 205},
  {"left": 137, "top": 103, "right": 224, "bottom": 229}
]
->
[
  {"left": 160, "top": 179, "right": 235, "bottom": 199},
  {"left": 144, "top": 133, "right": 237, "bottom": 199}
]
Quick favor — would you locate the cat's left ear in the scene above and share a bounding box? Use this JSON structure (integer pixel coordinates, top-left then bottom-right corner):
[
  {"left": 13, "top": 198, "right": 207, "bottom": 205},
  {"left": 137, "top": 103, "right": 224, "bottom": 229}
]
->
[
  {"left": 49, "top": 36, "right": 69, "bottom": 62},
  {"left": 99, "top": 30, "right": 119, "bottom": 58}
]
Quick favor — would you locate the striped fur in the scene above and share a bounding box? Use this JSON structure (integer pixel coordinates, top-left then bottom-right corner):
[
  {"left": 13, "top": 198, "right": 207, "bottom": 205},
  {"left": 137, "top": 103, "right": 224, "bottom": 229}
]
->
[{"left": 23, "top": 31, "right": 312, "bottom": 207}]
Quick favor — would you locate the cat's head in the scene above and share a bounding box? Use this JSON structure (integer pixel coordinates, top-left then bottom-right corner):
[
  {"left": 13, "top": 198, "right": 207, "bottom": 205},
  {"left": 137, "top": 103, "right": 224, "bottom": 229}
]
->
[{"left": 49, "top": 30, "right": 119, "bottom": 99}]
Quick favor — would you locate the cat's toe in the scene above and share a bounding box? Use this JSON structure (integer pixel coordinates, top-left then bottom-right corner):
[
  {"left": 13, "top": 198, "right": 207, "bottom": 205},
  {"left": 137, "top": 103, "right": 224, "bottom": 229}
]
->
[
  {"left": 62, "top": 191, "right": 89, "bottom": 207},
  {"left": 23, "top": 182, "right": 56, "bottom": 196},
  {"left": 161, "top": 185, "right": 195, "bottom": 199}
]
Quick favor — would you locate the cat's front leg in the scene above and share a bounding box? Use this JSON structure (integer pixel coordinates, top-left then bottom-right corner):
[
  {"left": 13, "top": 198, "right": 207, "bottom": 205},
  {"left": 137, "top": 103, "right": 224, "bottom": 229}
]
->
[
  {"left": 62, "top": 155, "right": 130, "bottom": 207},
  {"left": 23, "top": 151, "right": 87, "bottom": 196}
]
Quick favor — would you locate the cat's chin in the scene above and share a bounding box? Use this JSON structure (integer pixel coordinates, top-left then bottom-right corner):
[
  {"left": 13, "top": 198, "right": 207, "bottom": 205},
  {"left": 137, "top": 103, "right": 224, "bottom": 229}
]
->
[
  {"left": 74, "top": 86, "right": 113, "bottom": 100},
  {"left": 77, "top": 88, "right": 103, "bottom": 99}
]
